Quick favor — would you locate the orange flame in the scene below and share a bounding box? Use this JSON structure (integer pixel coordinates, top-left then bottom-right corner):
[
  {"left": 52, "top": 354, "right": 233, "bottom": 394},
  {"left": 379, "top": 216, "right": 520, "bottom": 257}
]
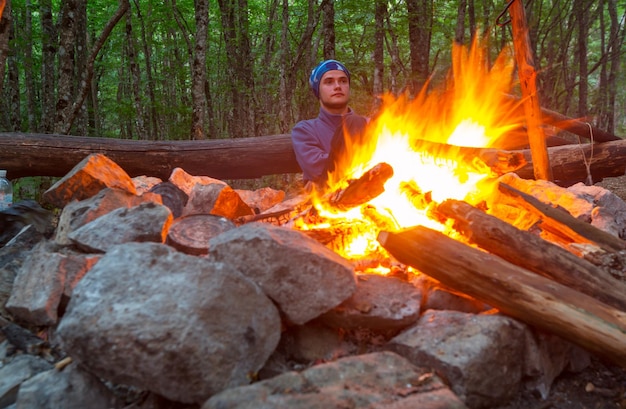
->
[{"left": 297, "top": 36, "right": 530, "bottom": 272}]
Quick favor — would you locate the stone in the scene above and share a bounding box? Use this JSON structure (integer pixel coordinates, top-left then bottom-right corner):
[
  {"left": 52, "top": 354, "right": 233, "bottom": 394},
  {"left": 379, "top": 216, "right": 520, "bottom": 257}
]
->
[
  {"left": 55, "top": 187, "right": 162, "bottom": 245},
  {"left": 0, "top": 354, "right": 53, "bottom": 408},
  {"left": 66, "top": 202, "right": 172, "bottom": 253},
  {"left": 320, "top": 274, "right": 422, "bottom": 331},
  {"left": 43, "top": 153, "right": 137, "bottom": 208},
  {"left": 208, "top": 222, "right": 357, "bottom": 325},
  {"left": 14, "top": 362, "right": 124, "bottom": 409},
  {"left": 386, "top": 310, "right": 527, "bottom": 409},
  {"left": 57, "top": 242, "right": 281, "bottom": 404},
  {"left": 235, "top": 187, "right": 286, "bottom": 213},
  {"left": 183, "top": 182, "right": 254, "bottom": 219},
  {"left": 202, "top": 351, "right": 467, "bottom": 409},
  {"left": 6, "top": 243, "right": 67, "bottom": 325}
]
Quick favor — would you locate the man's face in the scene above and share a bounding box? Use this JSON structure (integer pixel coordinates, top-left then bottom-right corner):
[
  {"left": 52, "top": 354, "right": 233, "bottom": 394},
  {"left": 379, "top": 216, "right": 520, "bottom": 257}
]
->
[{"left": 318, "top": 70, "right": 350, "bottom": 113}]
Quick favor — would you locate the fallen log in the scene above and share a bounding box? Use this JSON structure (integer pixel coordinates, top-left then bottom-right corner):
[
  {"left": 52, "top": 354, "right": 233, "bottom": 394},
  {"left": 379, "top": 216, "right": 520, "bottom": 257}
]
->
[
  {"left": 0, "top": 132, "right": 624, "bottom": 185},
  {"left": 434, "top": 199, "right": 626, "bottom": 311},
  {"left": 377, "top": 226, "right": 626, "bottom": 368},
  {"left": 0, "top": 132, "right": 301, "bottom": 180},
  {"left": 513, "top": 138, "right": 626, "bottom": 185}
]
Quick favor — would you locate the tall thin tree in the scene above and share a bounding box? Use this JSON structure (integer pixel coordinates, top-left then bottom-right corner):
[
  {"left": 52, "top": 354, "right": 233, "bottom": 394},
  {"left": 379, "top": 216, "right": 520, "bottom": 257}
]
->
[{"left": 191, "top": 0, "right": 208, "bottom": 140}]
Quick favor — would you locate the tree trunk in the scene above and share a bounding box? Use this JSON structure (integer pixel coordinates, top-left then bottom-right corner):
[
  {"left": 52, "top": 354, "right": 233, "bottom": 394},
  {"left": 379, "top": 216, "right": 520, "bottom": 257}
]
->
[
  {"left": 7, "top": 24, "right": 19, "bottom": 131},
  {"left": 454, "top": 0, "right": 466, "bottom": 44},
  {"left": 606, "top": 0, "right": 624, "bottom": 134},
  {"left": 190, "top": 0, "right": 208, "bottom": 140},
  {"left": 54, "top": 0, "right": 77, "bottom": 134},
  {"left": 575, "top": 0, "right": 590, "bottom": 118},
  {"left": 0, "top": 0, "right": 11, "bottom": 99},
  {"left": 40, "top": 0, "right": 56, "bottom": 134},
  {"left": 377, "top": 226, "right": 626, "bottom": 368},
  {"left": 406, "top": 0, "right": 431, "bottom": 94},
  {"left": 24, "top": 0, "right": 37, "bottom": 131},
  {"left": 60, "top": 0, "right": 129, "bottom": 135},
  {"left": 133, "top": 0, "right": 158, "bottom": 140},
  {"left": 372, "top": 0, "right": 385, "bottom": 103},
  {"left": 321, "top": 0, "right": 334, "bottom": 59},
  {"left": 125, "top": 10, "right": 147, "bottom": 139},
  {"left": 74, "top": 0, "right": 88, "bottom": 135}
]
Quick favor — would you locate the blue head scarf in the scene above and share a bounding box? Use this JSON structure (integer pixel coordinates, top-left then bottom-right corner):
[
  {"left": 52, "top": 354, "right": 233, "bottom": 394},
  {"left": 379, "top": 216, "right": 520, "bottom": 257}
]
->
[{"left": 309, "top": 60, "right": 350, "bottom": 98}]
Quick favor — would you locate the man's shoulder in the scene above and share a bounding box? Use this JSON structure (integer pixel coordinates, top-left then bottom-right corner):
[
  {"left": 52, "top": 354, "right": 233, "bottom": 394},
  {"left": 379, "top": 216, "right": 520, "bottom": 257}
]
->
[{"left": 291, "top": 117, "right": 319, "bottom": 136}]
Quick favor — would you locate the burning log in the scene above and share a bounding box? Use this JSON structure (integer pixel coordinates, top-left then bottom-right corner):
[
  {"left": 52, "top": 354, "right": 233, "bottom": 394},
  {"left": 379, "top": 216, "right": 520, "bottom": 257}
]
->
[
  {"left": 498, "top": 182, "right": 626, "bottom": 253},
  {"left": 327, "top": 163, "right": 394, "bottom": 211},
  {"left": 377, "top": 226, "right": 626, "bottom": 368},
  {"left": 433, "top": 199, "right": 626, "bottom": 311},
  {"left": 411, "top": 139, "right": 527, "bottom": 176}
]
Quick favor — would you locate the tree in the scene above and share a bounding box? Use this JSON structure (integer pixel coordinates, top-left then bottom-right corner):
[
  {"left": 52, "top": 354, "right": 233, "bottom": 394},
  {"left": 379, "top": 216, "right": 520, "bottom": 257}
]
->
[
  {"left": 406, "top": 0, "right": 432, "bottom": 94},
  {"left": 190, "top": 0, "right": 208, "bottom": 140}
]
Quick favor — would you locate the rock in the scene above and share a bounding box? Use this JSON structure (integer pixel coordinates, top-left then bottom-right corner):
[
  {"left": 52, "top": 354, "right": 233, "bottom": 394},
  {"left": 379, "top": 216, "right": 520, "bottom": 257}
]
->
[
  {"left": 168, "top": 167, "right": 227, "bottom": 196},
  {"left": 208, "top": 222, "right": 357, "bottom": 325},
  {"left": 235, "top": 187, "right": 286, "bottom": 213},
  {"left": 202, "top": 351, "right": 467, "bottom": 409},
  {"left": 183, "top": 182, "right": 254, "bottom": 219},
  {"left": 568, "top": 182, "right": 626, "bottom": 238},
  {"left": 0, "top": 354, "right": 53, "bottom": 408},
  {"left": 386, "top": 310, "right": 527, "bottom": 409},
  {"left": 43, "top": 153, "right": 137, "bottom": 208},
  {"left": 521, "top": 330, "right": 589, "bottom": 399},
  {"left": 5, "top": 244, "right": 67, "bottom": 326},
  {"left": 320, "top": 274, "right": 422, "bottom": 331},
  {"left": 66, "top": 202, "right": 172, "bottom": 253},
  {"left": 56, "top": 242, "right": 281, "bottom": 404},
  {"left": 14, "top": 362, "right": 124, "bottom": 409},
  {"left": 55, "top": 187, "right": 162, "bottom": 245}
]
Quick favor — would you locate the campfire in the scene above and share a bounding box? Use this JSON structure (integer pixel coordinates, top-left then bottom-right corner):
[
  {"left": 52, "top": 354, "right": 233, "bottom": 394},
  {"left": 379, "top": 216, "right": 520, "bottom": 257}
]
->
[
  {"left": 2, "top": 30, "right": 626, "bottom": 409},
  {"left": 290, "top": 37, "right": 533, "bottom": 274}
]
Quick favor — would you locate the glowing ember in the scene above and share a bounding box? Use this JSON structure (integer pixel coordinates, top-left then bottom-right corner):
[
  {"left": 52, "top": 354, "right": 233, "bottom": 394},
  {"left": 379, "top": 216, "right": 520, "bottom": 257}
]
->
[{"left": 295, "top": 37, "right": 530, "bottom": 272}]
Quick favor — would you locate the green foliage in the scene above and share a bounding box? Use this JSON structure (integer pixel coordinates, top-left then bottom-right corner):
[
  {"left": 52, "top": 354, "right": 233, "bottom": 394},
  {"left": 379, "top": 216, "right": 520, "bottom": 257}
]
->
[{"left": 2, "top": 0, "right": 625, "bottom": 141}]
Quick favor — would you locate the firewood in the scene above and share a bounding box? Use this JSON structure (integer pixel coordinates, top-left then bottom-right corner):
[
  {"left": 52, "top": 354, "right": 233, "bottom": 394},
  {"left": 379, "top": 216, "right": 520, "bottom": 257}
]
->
[
  {"left": 377, "top": 226, "right": 626, "bottom": 368},
  {"left": 513, "top": 139, "right": 626, "bottom": 185},
  {"left": 327, "top": 163, "right": 394, "bottom": 211},
  {"left": 498, "top": 182, "right": 626, "bottom": 253},
  {"left": 434, "top": 199, "right": 626, "bottom": 311},
  {"left": 509, "top": 0, "right": 553, "bottom": 181}
]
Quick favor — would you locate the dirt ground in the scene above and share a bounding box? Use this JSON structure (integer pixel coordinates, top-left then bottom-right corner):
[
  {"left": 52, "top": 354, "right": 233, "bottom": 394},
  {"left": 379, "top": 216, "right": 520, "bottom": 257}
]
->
[{"left": 496, "top": 173, "right": 626, "bottom": 409}]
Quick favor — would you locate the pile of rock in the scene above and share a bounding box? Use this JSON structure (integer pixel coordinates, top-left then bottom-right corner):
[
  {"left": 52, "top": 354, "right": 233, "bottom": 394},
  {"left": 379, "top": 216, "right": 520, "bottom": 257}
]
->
[{"left": 1, "top": 153, "right": 625, "bottom": 409}]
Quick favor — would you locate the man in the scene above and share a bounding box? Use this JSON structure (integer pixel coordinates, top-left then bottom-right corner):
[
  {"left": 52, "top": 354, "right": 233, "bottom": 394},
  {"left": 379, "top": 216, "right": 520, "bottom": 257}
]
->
[{"left": 291, "top": 59, "right": 367, "bottom": 188}]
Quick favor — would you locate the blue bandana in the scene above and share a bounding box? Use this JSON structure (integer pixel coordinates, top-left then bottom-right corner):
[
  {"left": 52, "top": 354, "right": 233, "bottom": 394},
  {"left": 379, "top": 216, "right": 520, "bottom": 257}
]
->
[{"left": 309, "top": 60, "right": 350, "bottom": 98}]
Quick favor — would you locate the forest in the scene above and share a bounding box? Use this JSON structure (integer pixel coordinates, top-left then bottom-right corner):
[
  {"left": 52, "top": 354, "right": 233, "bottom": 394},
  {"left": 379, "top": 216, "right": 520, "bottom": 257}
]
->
[{"left": 0, "top": 0, "right": 625, "bottom": 143}]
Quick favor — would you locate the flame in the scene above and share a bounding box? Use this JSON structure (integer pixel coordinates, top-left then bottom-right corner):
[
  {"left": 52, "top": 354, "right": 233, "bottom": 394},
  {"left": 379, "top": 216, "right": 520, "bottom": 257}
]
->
[{"left": 296, "top": 36, "right": 530, "bottom": 273}]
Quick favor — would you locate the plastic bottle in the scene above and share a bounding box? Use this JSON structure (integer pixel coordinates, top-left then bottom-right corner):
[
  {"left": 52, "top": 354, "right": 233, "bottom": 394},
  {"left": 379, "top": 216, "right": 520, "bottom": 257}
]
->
[{"left": 0, "top": 170, "right": 13, "bottom": 210}]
